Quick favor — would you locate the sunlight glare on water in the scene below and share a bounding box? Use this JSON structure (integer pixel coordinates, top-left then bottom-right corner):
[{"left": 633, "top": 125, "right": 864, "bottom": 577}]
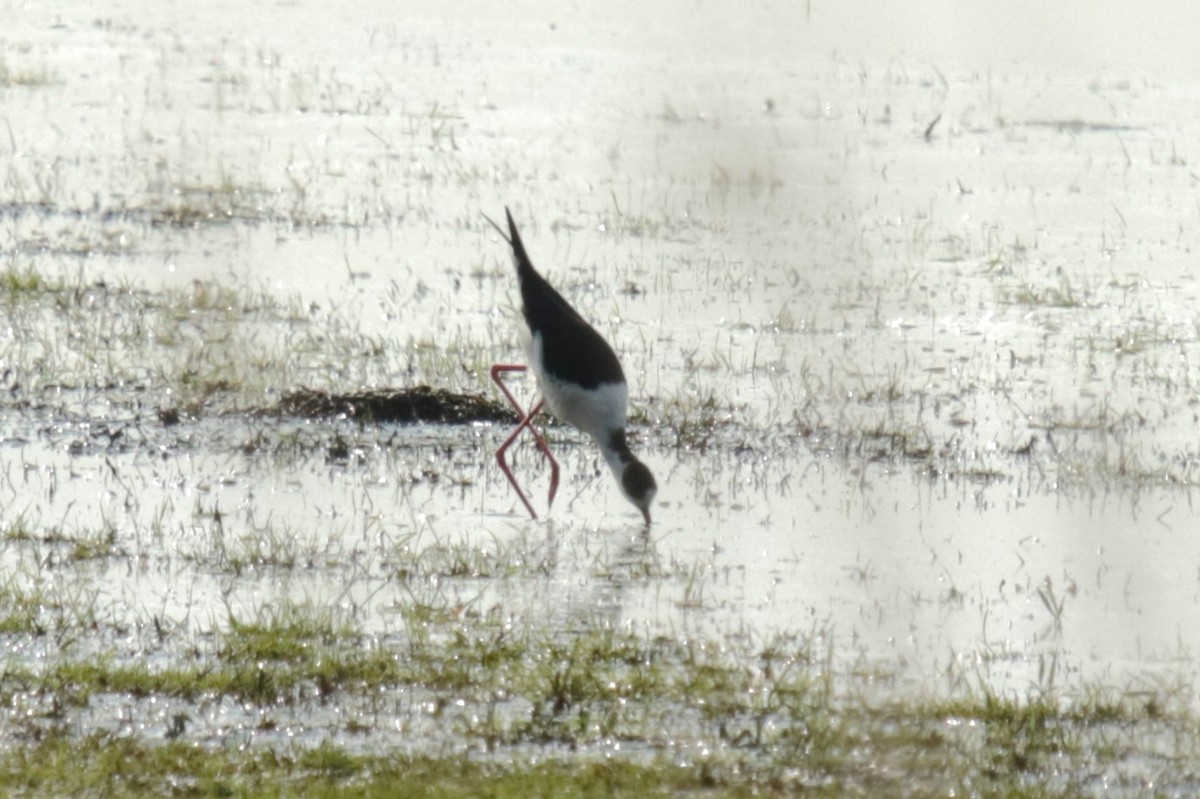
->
[{"left": 3, "top": 0, "right": 1200, "bottom": 784}]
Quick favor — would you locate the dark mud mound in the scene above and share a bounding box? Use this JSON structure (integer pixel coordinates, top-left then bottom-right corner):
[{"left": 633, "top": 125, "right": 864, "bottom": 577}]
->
[{"left": 273, "top": 387, "right": 513, "bottom": 424}]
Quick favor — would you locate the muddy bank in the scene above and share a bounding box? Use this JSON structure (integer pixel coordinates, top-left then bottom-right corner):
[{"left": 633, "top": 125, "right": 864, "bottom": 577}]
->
[{"left": 269, "top": 386, "right": 513, "bottom": 425}]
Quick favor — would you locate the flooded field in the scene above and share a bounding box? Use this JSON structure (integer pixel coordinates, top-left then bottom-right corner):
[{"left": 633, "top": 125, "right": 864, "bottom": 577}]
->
[{"left": 4, "top": 0, "right": 1200, "bottom": 795}]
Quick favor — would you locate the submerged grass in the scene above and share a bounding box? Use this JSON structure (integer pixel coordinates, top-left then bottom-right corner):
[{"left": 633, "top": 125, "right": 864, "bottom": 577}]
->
[
  {"left": 1, "top": 253, "right": 1197, "bottom": 495},
  {"left": 0, "top": 524, "right": 1197, "bottom": 796},
  {"left": 0, "top": 739, "right": 771, "bottom": 799},
  {"left": 0, "top": 635, "right": 1194, "bottom": 796},
  {"left": 0, "top": 263, "right": 429, "bottom": 417}
]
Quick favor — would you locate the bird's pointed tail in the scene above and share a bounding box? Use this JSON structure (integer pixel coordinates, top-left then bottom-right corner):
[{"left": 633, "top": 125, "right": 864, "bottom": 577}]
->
[
  {"left": 503, "top": 208, "right": 534, "bottom": 275},
  {"left": 483, "top": 207, "right": 535, "bottom": 277},
  {"left": 501, "top": 206, "right": 535, "bottom": 278}
]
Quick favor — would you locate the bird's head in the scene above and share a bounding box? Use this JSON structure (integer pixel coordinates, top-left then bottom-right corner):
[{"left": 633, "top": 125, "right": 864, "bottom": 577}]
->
[{"left": 621, "top": 459, "right": 657, "bottom": 526}]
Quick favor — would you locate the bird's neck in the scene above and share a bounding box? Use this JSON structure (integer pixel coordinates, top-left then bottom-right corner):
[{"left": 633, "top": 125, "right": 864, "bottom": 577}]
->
[{"left": 600, "top": 428, "right": 638, "bottom": 476}]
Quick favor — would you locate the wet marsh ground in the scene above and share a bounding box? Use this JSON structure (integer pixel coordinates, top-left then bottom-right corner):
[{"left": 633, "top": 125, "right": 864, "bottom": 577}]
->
[{"left": 4, "top": 1, "right": 1200, "bottom": 796}]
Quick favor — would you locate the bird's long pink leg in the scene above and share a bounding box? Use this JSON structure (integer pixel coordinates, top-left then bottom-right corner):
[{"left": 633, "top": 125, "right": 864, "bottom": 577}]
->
[
  {"left": 490, "top": 367, "right": 558, "bottom": 504},
  {"left": 490, "top": 365, "right": 561, "bottom": 517}
]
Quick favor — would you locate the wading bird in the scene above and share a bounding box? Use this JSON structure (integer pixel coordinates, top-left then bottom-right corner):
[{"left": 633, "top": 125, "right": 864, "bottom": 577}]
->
[{"left": 486, "top": 208, "right": 656, "bottom": 525}]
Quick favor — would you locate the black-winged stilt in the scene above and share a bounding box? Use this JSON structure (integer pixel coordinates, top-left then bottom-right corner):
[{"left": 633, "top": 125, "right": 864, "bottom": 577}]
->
[{"left": 486, "top": 208, "right": 657, "bottom": 525}]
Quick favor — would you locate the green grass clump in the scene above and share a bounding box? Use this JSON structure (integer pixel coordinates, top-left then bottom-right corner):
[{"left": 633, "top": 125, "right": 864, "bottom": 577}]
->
[
  {"left": 0, "top": 735, "right": 762, "bottom": 798},
  {"left": 0, "top": 682, "right": 1190, "bottom": 797},
  {"left": 0, "top": 263, "right": 55, "bottom": 295}
]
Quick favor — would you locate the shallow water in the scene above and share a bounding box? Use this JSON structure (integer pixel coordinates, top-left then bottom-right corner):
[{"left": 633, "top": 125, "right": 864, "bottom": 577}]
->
[{"left": 4, "top": 0, "right": 1200, "bottom": 783}]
